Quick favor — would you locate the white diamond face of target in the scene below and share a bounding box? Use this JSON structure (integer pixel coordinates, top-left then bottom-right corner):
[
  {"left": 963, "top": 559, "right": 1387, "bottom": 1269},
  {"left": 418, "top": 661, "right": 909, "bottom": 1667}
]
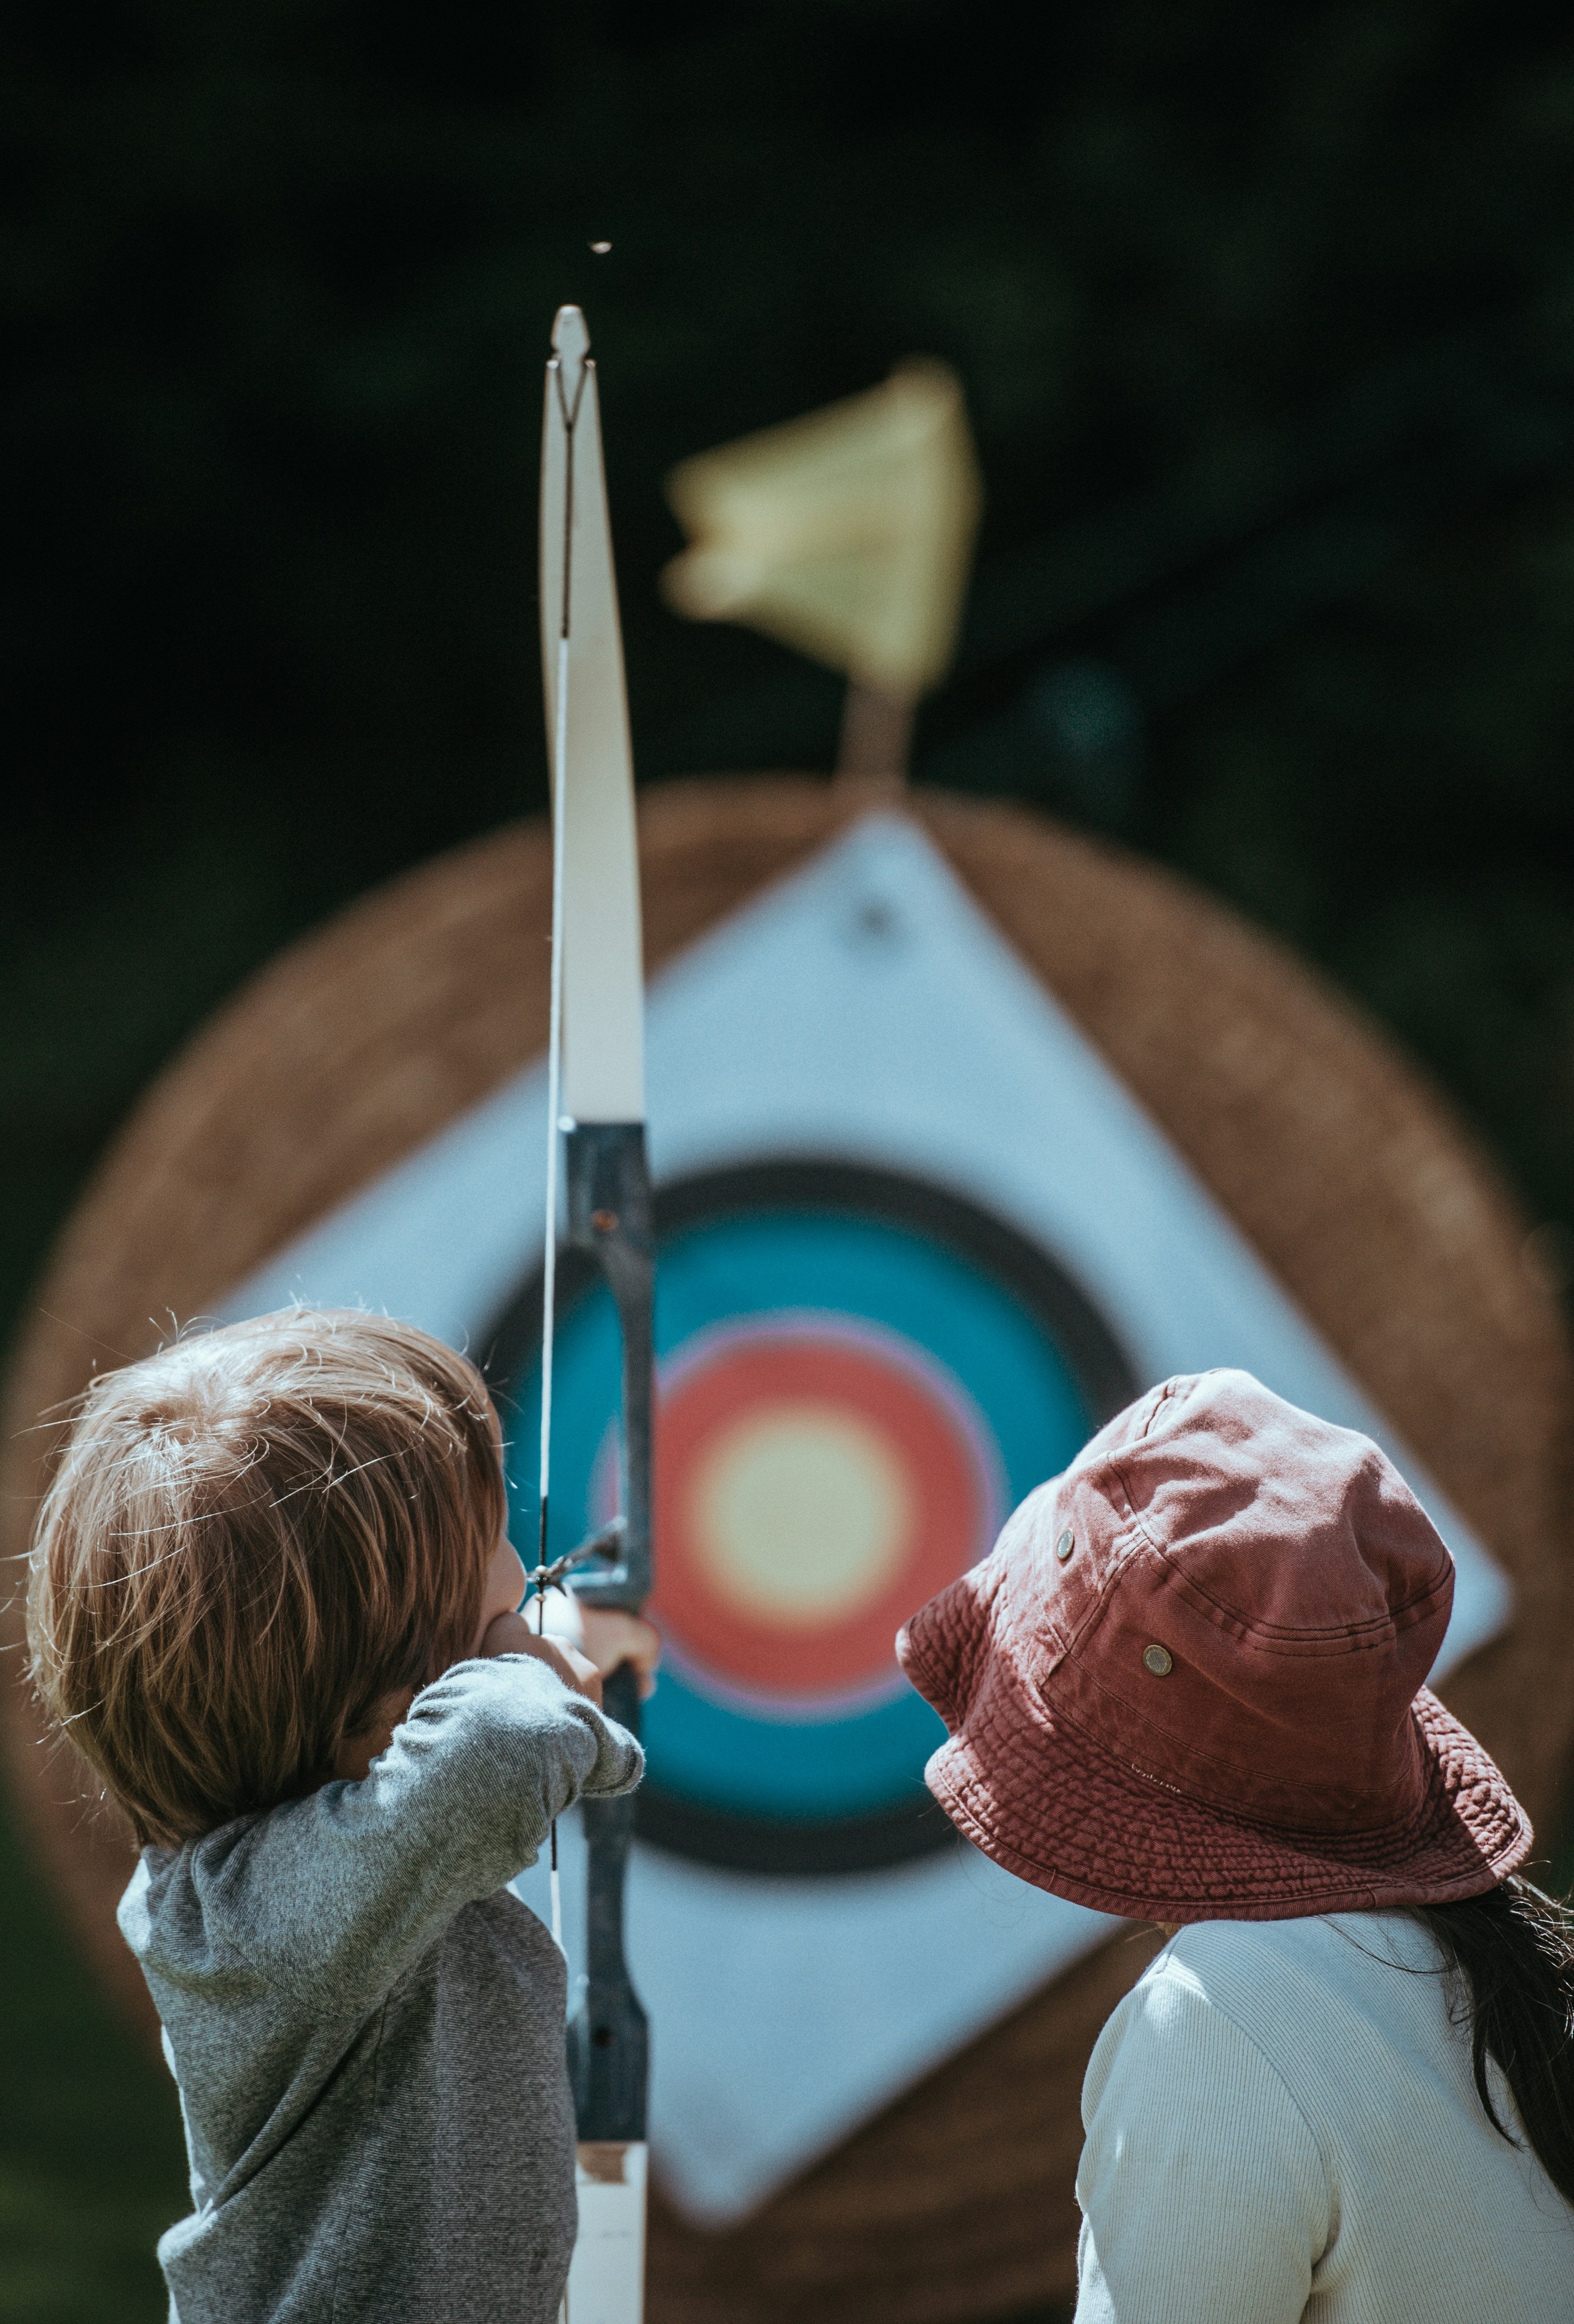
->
[
  {"left": 564, "top": 2143, "right": 646, "bottom": 2324},
  {"left": 219, "top": 812, "right": 1510, "bottom": 2228}
]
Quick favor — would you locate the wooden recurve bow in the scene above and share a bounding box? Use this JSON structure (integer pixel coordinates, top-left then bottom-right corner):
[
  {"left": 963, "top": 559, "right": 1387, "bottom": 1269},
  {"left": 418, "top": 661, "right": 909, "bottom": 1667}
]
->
[{"left": 537, "top": 302, "right": 653, "bottom": 2324}]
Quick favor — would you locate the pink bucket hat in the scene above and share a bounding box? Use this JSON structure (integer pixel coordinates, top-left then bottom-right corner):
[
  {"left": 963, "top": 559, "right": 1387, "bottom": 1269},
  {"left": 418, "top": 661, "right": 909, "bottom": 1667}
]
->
[{"left": 897, "top": 1369, "right": 1531, "bottom": 1922}]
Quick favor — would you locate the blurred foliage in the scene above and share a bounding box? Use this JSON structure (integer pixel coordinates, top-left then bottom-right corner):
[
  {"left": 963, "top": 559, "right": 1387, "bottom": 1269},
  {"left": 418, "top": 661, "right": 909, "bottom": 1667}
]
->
[
  {"left": 1171, "top": 506, "right": 1574, "bottom": 1223},
  {"left": 5, "top": 0, "right": 1574, "bottom": 1250},
  {"left": 6, "top": 0, "right": 1574, "bottom": 2310}
]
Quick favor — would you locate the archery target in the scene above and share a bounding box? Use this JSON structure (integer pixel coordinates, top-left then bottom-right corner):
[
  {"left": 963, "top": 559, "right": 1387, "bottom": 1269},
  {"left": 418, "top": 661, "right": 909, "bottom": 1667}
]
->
[
  {"left": 5, "top": 781, "right": 1568, "bottom": 2324},
  {"left": 177, "top": 807, "right": 1512, "bottom": 2226},
  {"left": 487, "top": 1163, "right": 1134, "bottom": 1871}
]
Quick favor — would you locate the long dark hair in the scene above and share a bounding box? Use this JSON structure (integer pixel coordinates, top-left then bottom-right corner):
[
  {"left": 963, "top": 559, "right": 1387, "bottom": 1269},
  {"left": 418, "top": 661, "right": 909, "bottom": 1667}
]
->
[{"left": 1407, "top": 1875, "right": 1574, "bottom": 2203}]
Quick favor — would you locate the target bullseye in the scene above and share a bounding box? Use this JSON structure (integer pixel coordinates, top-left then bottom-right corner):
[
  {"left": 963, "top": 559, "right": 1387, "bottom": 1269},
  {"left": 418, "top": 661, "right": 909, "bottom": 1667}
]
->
[
  {"left": 655, "top": 1329, "right": 986, "bottom": 1697},
  {"left": 689, "top": 1404, "right": 909, "bottom": 1628}
]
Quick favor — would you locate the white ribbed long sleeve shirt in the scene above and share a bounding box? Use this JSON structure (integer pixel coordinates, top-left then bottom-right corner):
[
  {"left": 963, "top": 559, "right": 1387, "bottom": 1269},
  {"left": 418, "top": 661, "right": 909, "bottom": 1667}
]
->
[{"left": 1075, "top": 1912, "right": 1574, "bottom": 2321}]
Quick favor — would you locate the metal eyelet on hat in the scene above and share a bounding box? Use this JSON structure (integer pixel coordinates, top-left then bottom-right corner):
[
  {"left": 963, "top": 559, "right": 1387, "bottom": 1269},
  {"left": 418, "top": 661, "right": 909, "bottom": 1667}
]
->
[
  {"left": 1054, "top": 1530, "right": 1074, "bottom": 1562},
  {"left": 1142, "top": 1643, "right": 1174, "bottom": 1677}
]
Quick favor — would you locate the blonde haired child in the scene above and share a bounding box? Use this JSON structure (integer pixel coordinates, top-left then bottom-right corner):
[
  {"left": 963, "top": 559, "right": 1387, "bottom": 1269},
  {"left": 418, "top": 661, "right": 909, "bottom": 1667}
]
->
[{"left": 27, "top": 1306, "right": 657, "bottom": 2324}]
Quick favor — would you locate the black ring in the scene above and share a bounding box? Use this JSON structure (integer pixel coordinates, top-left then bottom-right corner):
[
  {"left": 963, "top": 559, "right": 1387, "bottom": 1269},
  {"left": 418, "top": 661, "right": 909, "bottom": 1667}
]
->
[{"left": 481, "top": 1158, "right": 1137, "bottom": 1878}]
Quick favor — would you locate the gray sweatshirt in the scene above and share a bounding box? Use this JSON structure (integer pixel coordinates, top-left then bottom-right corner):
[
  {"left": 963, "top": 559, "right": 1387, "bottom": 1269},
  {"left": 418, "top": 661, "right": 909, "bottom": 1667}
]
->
[{"left": 117, "top": 1653, "right": 643, "bottom": 2324}]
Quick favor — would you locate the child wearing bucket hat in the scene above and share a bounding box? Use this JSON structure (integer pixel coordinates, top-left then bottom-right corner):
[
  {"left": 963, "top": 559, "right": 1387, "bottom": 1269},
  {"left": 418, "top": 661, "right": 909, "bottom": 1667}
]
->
[{"left": 899, "top": 1369, "right": 1574, "bottom": 2321}]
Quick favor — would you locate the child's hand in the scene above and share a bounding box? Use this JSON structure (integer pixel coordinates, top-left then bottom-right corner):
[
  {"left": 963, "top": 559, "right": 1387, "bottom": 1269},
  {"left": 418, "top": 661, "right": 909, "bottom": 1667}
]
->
[
  {"left": 536, "top": 1589, "right": 662, "bottom": 1702},
  {"left": 477, "top": 1611, "right": 603, "bottom": 1703},
  {"left": 579, "top": 1609, "right": 662, "bottom": 1701}
]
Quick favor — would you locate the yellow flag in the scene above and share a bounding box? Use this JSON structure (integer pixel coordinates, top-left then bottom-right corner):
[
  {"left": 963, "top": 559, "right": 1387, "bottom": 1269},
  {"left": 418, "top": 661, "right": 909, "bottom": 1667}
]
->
[{"left": 661, "top": 361, "right": 982, "bottom": 699}]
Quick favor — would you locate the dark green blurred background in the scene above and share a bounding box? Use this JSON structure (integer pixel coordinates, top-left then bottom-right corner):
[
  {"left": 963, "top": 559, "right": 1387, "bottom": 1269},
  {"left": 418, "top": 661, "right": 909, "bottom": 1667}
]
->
[{"left": 7, "top": 2, "right": 1574, "bottom": 2314}]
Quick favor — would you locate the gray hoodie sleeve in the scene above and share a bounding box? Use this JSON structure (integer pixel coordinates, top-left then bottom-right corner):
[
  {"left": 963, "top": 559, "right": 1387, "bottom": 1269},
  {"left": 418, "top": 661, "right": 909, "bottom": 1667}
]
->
[{"left": 179, "top": 1654, "right": 640, "bottom": 2017}]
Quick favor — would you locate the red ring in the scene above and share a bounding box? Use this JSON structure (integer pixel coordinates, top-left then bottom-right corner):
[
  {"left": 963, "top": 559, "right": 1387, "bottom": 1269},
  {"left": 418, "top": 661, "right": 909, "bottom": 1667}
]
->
[{"left": 651, "top": 1331, "right": 986, "bottom": 1697}]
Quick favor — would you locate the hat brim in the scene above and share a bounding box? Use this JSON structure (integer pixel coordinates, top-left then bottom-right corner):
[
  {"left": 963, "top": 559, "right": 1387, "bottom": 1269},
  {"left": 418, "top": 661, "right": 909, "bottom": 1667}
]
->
[{"left": 924, "top": 1678, "right": 1532, "bottom": 1923}]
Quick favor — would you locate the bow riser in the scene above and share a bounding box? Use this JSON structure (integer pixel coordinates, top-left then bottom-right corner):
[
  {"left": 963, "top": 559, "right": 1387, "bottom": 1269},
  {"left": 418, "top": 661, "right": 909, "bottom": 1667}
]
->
[{"left": 565, "top": 1119, "right": 652, "bottom": 2145}]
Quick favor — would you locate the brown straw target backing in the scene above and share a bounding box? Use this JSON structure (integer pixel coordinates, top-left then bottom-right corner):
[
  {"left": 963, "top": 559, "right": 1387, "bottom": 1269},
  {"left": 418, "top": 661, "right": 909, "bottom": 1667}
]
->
[{"left": 2, "top": 778, "right": 1571, "bottom": 2322}]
